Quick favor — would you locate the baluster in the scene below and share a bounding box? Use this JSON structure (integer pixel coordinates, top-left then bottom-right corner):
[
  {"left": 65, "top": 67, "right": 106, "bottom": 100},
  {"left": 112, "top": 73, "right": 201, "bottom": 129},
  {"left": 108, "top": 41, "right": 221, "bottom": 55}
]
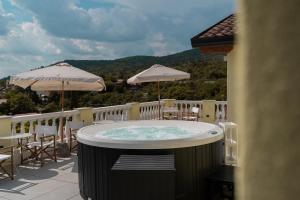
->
[
  {"left": 113, "top": 110, "right": 117, "bottom": 120},
  {"left": 118, "top": 109, "right": 123, "bottom": 121},
  {"left": 119, "top": 110, "right": 122, "bottom": 121},
  {"left": 105, "top": 111, "right": 108, "bottom": 120},
  {"left": 214, "top": 104, "right": 218, "bottom": 122},
  {"left": 113, "top": 110, "right": 116, "bottom": 120},
  {"left": 144, "top": 107, "right": 147, "bottom": 120},
  {"left": 11, "top": 122, "right": 16, "bottom": 135},
  {"left": 99, "top": 112, "right": 102, "bottom": 121},
  {"left": 151, "top": 106, "right": 153, "bottom": 120},
  {"left": 29, "top": 121, "right": 34, "bottom": 134},
  {"left": 20, "top": 121, "right": 25, "bottom": 133},
  {"left": 220, "top": 103, "right": 224, "bottom": 122},
  {"left": 110, "top": 110, "right": 113, "bottom": 120},
  {"left": 219, "top": 104, "right": 223, "bottom": 121},
  {"left": 141, "top": 107, "right": 145, "bottom": 120},
  {"left": 224, "top": 103, "right": 228, "bottom": 121},
  {"left": 145, "top": 107, "right": 147, "bottom": 119},
  {"left": 51, "top": 118, "right": 55, "bottom": 126},
  {"left": 95, "top": 112, "right": 99, "bottom": 121},
  {"left": 45, "top": 119, "right": 49, "bottom": 126},
  {"left": 124, "top": 109, "right": 127, "bottom": 120},
  {"left": 118, "top": 109, "right": 121, "bottom": 120},
  {"left": 152, "top": 106, "right": 155, "bottom": 120},
  {"left": 216, "top": 104, "right": 221, "bottom": 122},
  {"left": 146, "top": 106, "right": 149, "bottom": 119}
]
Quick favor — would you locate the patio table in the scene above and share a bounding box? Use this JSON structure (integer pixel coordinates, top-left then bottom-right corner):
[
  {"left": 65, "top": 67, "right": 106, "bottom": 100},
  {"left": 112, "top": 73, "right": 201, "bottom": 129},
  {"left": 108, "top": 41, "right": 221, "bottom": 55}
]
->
[
  {"left": 0, "top": 133, "right": 32, "bottom": 163},
  {"left": 0, "top": 133, "right": 32, "bottom": 146}
]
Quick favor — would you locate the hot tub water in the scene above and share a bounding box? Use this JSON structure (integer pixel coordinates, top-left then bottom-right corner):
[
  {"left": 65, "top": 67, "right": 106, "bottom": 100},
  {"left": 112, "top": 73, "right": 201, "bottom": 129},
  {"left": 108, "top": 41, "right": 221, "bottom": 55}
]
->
[{"left": 97, "top": 126, "right": 197, "bottom": 140}]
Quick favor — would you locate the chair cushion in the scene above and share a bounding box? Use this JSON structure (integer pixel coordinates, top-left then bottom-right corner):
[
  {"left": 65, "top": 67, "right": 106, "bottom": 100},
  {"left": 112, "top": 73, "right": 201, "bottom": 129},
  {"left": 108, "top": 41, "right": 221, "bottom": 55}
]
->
[{"left": 0, "top": 154, "right": 11, "bottom": 162}]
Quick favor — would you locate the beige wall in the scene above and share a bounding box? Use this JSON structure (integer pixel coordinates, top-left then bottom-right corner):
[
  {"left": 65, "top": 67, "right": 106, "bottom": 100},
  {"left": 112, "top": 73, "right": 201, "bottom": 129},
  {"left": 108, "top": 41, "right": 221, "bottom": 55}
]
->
[
  {"left": 236, "top": 0, "right": 300, "bottom": 199},
  {"left": 226, "top": 47, "right": 237, "bottom": 122},
  {"left": 0, "top": 116, "right": 12, "bottom": 146}
]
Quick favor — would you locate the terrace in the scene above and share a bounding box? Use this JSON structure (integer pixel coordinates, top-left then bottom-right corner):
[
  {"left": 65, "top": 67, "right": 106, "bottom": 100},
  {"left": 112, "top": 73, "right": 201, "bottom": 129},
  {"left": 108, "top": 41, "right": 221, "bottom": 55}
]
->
[{"left": 0, "top": 99, "right": 230, "bottom": 200}]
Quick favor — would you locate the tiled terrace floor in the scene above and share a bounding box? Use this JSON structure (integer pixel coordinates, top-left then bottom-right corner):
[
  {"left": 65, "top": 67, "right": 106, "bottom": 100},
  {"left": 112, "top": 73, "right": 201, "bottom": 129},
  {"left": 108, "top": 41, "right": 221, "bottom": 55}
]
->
[{"left": 0, "top": 155, "right": 83, "bottom": 200}]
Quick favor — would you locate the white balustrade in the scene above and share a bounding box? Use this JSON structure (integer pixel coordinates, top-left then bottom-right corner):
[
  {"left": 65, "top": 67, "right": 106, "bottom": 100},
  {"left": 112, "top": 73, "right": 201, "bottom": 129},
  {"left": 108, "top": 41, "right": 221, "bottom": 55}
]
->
[
  {"left": 11, "top": 110, "right": 80, "bottom": 135},
  {"left": 175, "top": 100, "right": 203, "bottom": 119},
  {"left": 140, "top": 101, "right": 162, "bottom": 120},
  {"left": 215, "top": 101, "right": 228, "bottom": 122},
  {"left": 93, "top": 105, "right": 129, "bottom": 122},
  {"left": 9, "top": 100, "right": 228, "bottom": 135},
  {"left": 219, "top": 122, "right": 238, "bottom": 166}
]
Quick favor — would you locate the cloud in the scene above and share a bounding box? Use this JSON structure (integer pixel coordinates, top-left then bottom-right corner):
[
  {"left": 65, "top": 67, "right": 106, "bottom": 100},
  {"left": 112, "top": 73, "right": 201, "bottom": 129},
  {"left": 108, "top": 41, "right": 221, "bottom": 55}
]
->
[
  {"left": 13, "top": 0, "right": 147, "bottom": 42},
  {"left": 0, "top": 1, "right": 14, "bottom": 35},
  {"left": 0, "top": 0, "right": 235, "bottom": 77}
]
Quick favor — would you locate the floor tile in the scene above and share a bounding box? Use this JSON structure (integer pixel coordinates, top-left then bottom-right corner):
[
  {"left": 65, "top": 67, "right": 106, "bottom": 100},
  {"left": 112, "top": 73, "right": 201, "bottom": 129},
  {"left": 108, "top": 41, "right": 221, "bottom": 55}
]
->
[
  {"left": 0, "top": 155, "right": 79, "bottom": 200},
  {"left": 31, "top": 182, "right": 79, "bottom": 200}
]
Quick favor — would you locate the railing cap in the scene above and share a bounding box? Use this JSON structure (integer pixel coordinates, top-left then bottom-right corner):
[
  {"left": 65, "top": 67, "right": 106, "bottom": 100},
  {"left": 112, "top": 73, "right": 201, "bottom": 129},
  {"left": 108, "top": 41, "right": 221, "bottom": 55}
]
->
[
  {"left": 76, "top": 107, "right": 92, "bottom": 110},
  {"left": 0, "top": 115, "right": 12, "bottom": 120}
]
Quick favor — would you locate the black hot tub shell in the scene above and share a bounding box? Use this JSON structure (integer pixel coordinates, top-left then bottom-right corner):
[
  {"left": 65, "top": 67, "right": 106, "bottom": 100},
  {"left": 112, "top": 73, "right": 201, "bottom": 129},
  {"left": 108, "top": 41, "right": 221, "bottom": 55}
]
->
[{"left": 77, "top": 121, "right": 224, "bottom": 200}]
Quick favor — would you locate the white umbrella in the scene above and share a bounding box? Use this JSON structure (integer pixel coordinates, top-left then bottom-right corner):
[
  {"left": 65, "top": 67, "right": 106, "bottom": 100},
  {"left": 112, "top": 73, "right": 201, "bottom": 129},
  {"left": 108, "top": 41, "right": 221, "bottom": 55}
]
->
[
  {"left": 127, "top": 64, "right": 190, "bottom": 119},
  {"left": 10, "top": 62, "right": 106, "bottom": 141}
]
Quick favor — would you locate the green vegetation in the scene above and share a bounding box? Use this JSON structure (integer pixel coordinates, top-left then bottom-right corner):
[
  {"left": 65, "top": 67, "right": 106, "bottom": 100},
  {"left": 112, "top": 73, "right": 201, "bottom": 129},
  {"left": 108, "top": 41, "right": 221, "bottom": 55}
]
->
[
  {"left": 0, "top": 89, "right": 38, "bottom": 115},
  {"left": 0, "top": 49, "right": 226, "bottom": 115}
]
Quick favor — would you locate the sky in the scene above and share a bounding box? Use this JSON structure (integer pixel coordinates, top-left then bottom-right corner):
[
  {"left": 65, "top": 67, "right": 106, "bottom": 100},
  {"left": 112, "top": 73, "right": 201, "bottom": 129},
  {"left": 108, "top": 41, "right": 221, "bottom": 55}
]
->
[{"left": 0, "top": 0, "right": 234, "bottom": 78}]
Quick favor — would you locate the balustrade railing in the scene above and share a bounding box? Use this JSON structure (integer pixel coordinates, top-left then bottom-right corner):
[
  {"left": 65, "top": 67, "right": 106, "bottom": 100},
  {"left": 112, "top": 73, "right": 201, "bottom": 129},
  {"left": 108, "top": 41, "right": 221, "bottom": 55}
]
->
[
  {"left": 215, "top": 101, "right": 227, "bottom": 122},
  {"left": 93, "top": 105, "right": 129, "bottom": 121},
  {"left": 175, "top": 100, "right": 203, "bottom": 119},
  {"left": 11, "top": 110, "right": 80, "bottom": 134},
  {"left": 140, "top": 101, "right": 163, "bottom": 120},
  {"left": 175, "top": 100, "right": 227, "bottom": 122},
  {"left": 9, "top": 100, "right": 227, "bottom": 135}
]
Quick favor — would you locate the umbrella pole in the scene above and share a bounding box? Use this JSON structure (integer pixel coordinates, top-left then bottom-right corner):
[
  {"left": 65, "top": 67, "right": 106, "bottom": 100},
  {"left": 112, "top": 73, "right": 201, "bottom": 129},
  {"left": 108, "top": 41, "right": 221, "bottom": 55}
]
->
[
  {"left": 157, "top": 81, "right": 161, "bottom": 120},
  {"left": 60, "top": 81, "right": 65, "bottom": 143}
]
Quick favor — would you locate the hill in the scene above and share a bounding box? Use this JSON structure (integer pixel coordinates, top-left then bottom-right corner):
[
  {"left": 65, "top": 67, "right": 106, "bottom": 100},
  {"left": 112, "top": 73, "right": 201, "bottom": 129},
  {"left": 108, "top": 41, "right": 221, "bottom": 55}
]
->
[
  {"left": 64, "top": 49, "right": 222, "bottom": 79},
  {"left": 65, "top": 49, "right": 201, "bottom": 72}
]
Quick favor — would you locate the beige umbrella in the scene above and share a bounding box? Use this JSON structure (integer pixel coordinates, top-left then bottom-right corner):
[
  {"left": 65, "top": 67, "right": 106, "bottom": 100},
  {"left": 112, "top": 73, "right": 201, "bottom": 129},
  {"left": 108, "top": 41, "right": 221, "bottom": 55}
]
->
[
  {"left": 10, "top": 62, "right": 106, "bottom": 141},
  {"left": 127, "top": 64, "right": 190, "bottom": 119}
]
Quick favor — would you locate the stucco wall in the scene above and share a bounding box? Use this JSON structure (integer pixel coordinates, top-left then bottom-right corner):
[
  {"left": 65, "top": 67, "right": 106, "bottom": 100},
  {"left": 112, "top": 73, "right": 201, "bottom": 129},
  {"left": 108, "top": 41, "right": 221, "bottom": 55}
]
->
[
  {"left": 236, "top": 0, "right": 300, "bottom": 199},
  {"left": 226, "top": 47, "right": 237, "bottom": 122}
]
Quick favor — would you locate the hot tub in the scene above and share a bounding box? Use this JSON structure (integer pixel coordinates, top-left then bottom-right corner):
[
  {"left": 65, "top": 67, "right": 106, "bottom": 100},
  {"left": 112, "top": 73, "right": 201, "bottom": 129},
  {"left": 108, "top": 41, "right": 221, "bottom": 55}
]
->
[{"left": 77, "top": 120, "right": 224, "bottom": 200}]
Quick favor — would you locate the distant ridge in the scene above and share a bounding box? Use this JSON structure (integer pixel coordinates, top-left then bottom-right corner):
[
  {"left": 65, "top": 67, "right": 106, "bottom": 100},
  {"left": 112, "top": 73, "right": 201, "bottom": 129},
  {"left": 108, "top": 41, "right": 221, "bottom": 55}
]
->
[
  {"left": 64, "top": 49, "right": 223, "bottom": 75},
  {"left": 64, "top": 49, "right": 201, "bottom": 74},
  {"left": 1, "top": 49, "right": 223, "bottom": 80}
]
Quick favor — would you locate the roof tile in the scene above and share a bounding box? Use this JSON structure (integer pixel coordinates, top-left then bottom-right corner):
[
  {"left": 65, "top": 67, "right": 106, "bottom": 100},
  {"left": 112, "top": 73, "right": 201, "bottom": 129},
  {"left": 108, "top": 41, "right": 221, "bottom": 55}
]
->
[{"left": 191, "top": 14, "right": 235, "bottom": 47}]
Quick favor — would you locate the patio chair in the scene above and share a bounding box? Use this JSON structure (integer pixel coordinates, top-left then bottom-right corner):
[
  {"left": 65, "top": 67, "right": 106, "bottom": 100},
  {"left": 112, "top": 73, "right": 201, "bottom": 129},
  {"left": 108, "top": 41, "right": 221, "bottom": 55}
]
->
[
  {"left": 162, "top": 107, "right": 179, "bottom": 120},
  {"left": 0, "top": 145, "right": 14, "bottom": 180},
  {"left": 182, "top": 107, "right": 199, "bottom": 121},
  {"left": 23, "top": 125, "right": 57, "bottom": 167},
  {"left": 66, "top": 121, "right": 84, "bottom": 152}
]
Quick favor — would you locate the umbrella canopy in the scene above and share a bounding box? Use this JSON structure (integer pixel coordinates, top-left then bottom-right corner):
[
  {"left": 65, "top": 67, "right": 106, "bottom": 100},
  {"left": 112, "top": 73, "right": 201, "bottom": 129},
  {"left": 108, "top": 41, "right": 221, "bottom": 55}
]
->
[
  {"left": 10, "top": 62, "right": 106, "bottom": 143},
  {"left": 127, "top": 64, "right": 190, "bottom": 119},
  {"left": 127, "top": 64, "right": 190, "bottom": 84},
  {"left": 10, "top": 62, "right": 105, "bottom": 91}
]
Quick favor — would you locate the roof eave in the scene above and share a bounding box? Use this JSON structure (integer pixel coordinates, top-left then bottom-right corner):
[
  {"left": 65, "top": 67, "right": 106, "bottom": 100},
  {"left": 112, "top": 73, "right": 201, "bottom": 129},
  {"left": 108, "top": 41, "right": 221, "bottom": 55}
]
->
[{"left": 191, "top": 36, "right": 234, "bottom": 48}]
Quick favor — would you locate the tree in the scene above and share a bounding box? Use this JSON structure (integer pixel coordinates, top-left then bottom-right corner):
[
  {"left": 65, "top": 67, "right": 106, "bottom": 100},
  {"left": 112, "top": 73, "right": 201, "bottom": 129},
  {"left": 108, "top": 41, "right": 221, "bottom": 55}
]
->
[{"left": 5, "top": 92, "right": 37, "bottom": 115}]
